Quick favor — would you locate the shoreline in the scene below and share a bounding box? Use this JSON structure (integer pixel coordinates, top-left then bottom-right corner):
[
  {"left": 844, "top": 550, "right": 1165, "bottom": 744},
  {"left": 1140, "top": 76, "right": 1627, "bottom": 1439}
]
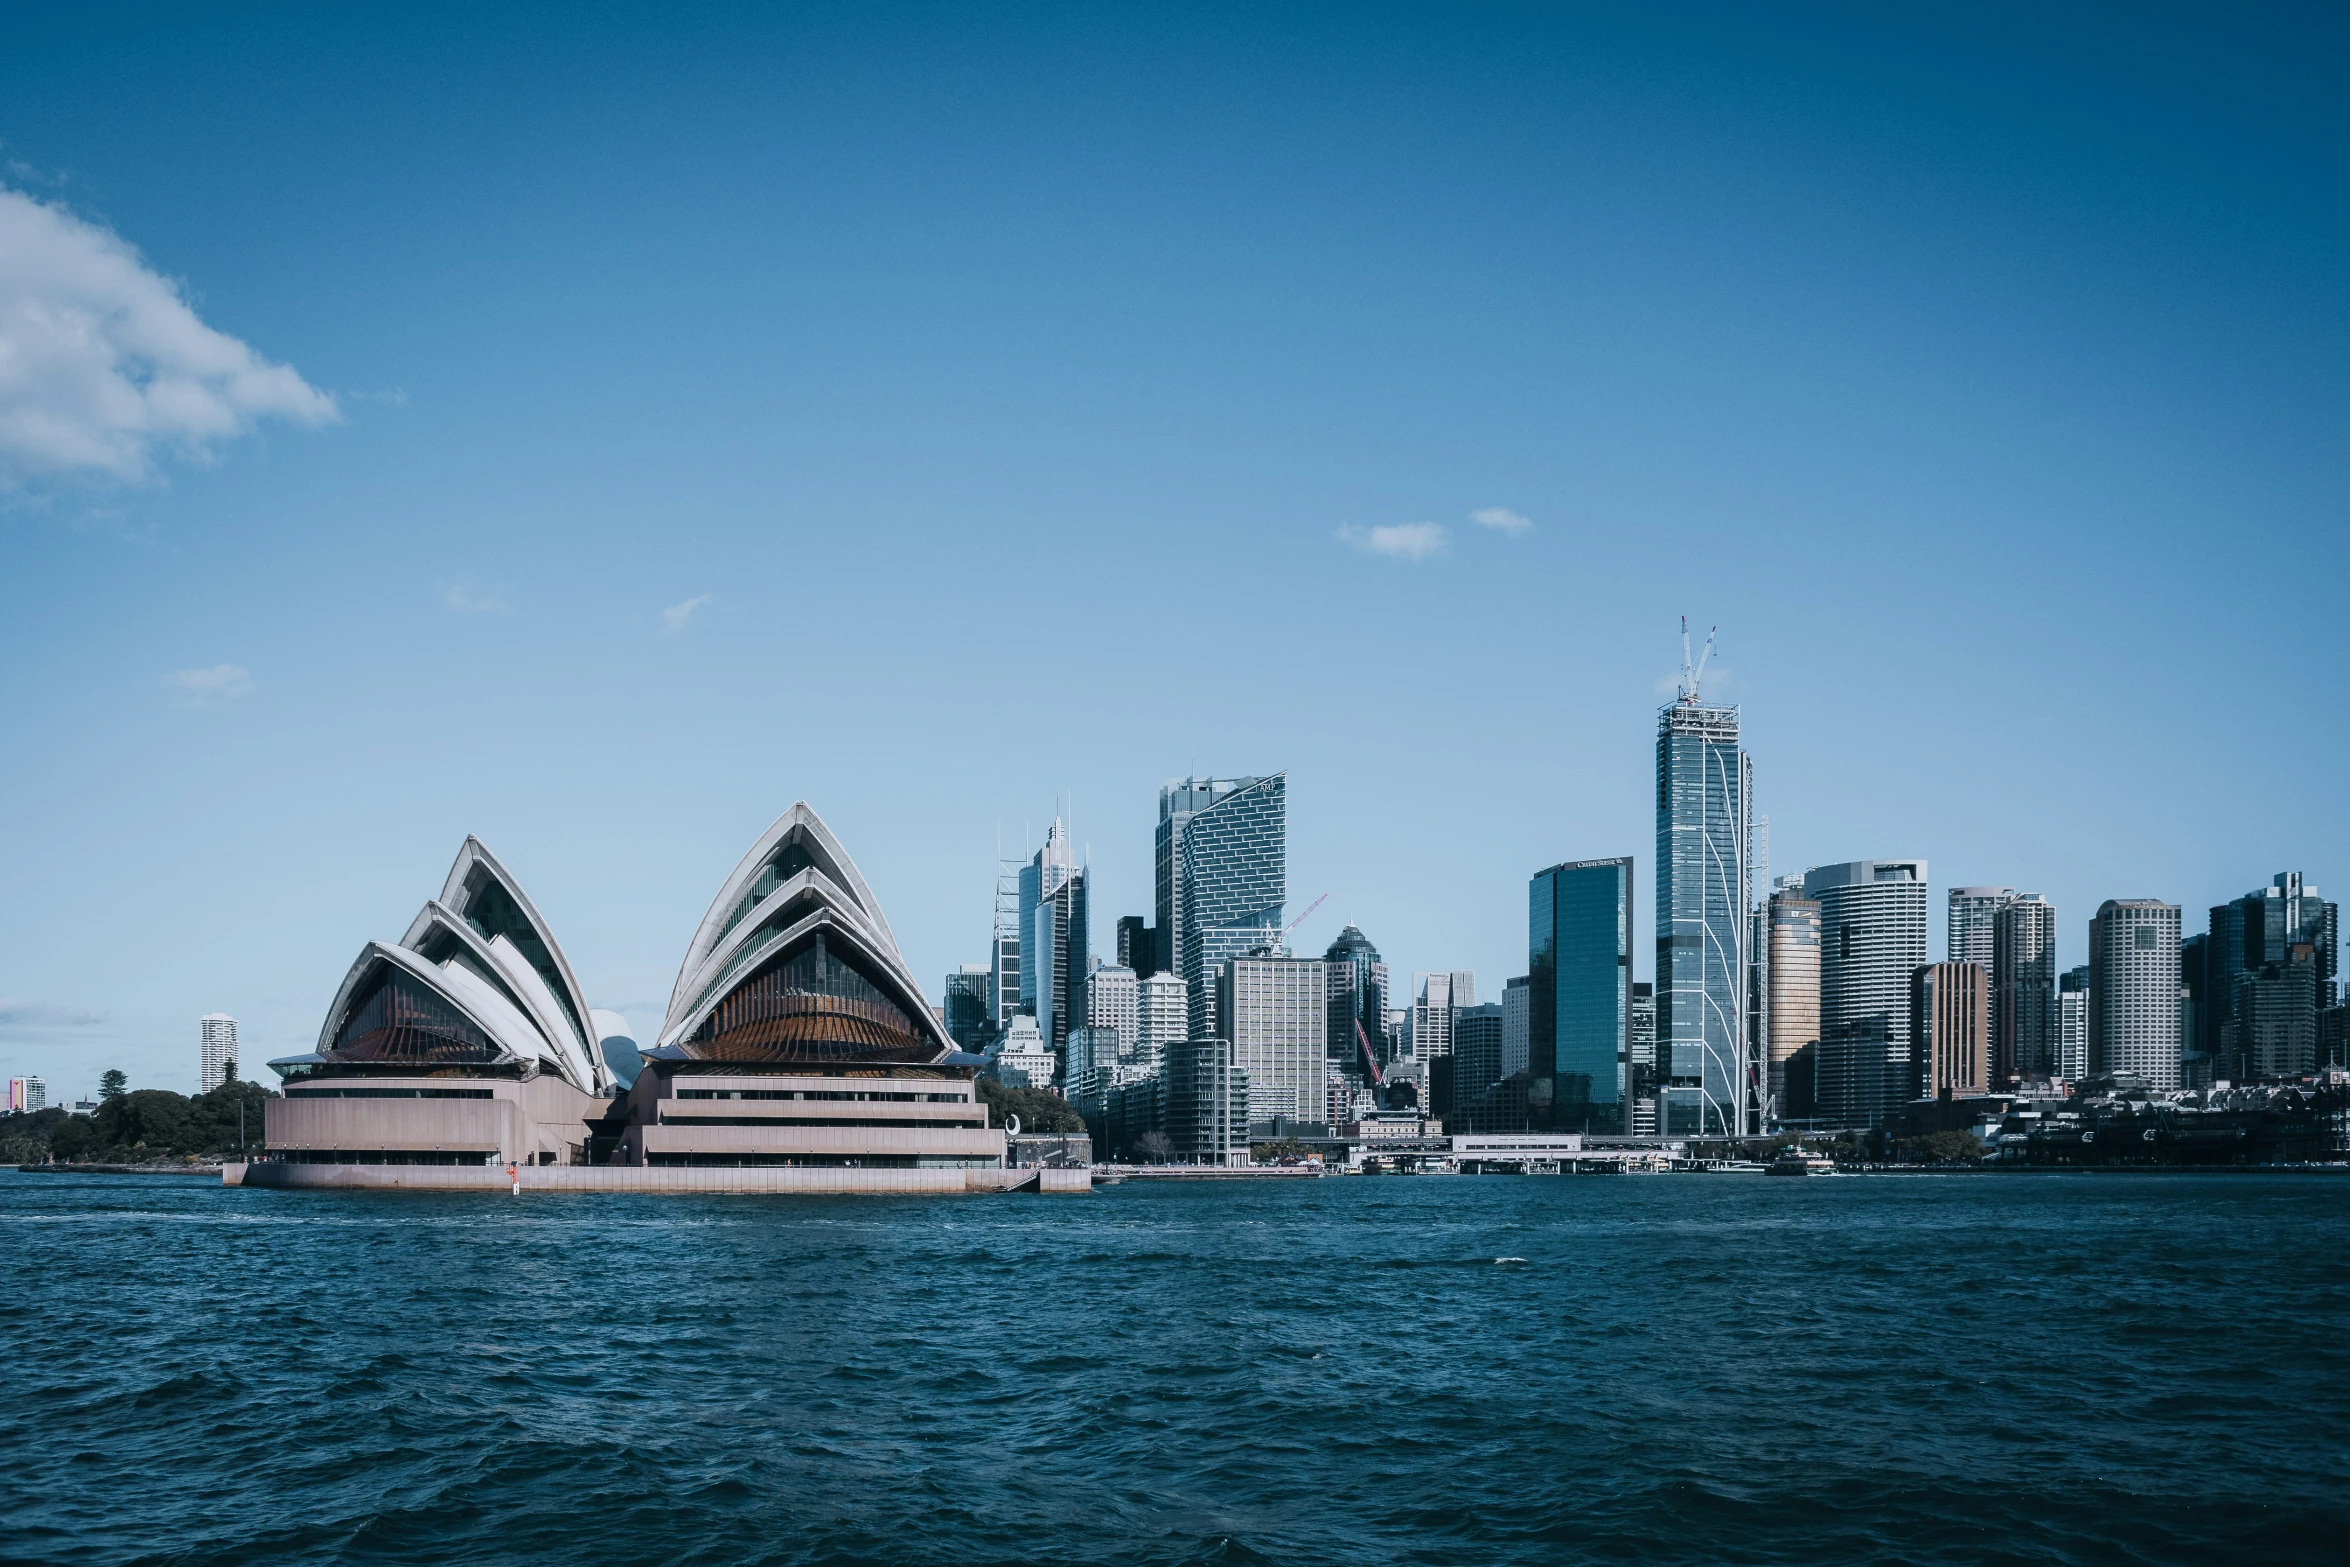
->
[{"left": 15, "top": 1162, "right": 226, "bottom": 1177}]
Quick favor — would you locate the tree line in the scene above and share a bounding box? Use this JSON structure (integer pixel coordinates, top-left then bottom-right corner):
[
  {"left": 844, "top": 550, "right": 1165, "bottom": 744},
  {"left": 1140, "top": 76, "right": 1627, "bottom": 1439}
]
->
[{"left": 1, "top": 1071, "right": 277, "bottom": 1166}]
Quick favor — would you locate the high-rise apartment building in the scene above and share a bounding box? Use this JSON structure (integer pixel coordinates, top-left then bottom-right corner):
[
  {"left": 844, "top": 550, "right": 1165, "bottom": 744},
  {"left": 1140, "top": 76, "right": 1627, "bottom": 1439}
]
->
[
  {"left": 1805, "top": 860, "right": 1929, "bottom": 1129},
  {"left": 199, "top": 1013, "right": 239, "bottom": 1093},
  {"left": 1947, "top": 888, "right": 2014, "bottom": 972},
  {"left": 1656, "top": 693, "right": 1752, "bottom": 1135},
  {"left": 1135, "top": 971, "right": 1186, "bottom": 1079},
  {"left": 1322, "top": 925, "right": 1390, "bottom": 1081},
  {"left": 1910, "top": 962, "right": 1988, "bottom": 1100},
  {"left": 1762, "top": 886, "right": 1821, "bottom": 1117},
  {"left": 2089, "top": 900, "right": 2182, "bottom": 1089},
  {"left": 1086, "top": 965, "right": 1139, "bottom": 1056},
  {"left": 1162, "top": 1037, "right": 1249, "bottom": 1166},
  {"left": 1993, "top": 894, "right": 2058, "bottom": 1084},
  {"left": 2058, "top": 966, "right": 2090, "bottom": 1080},
  {"left": 1500, "top": 975, "right": 1530, "bottom": 1079},
  {"left": 943, "top": 965, "right": 993, "bottom": 1050},
  {"left": 1217, "top": 955, "right": 1327, "bottom": 1124},
  {"left": 1529, "top": 857, "right": 1631, "bottom": 1134},
  {"left": 8, "top": 1076, "right": 45, "bottom": 1112},
  {"left": 1159, "top": 775, "right": 1286, "bottom": 1039}
]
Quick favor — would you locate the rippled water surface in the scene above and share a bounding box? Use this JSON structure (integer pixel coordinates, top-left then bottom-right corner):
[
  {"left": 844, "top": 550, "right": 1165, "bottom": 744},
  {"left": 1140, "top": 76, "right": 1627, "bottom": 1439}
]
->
[{"left": 4, "top": 1169, "right": 2348, "bottom": 1566}]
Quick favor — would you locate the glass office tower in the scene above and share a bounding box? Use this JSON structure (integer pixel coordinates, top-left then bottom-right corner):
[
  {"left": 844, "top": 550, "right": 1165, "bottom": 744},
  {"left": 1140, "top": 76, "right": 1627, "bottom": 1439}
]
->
[
  {"left": 1529, "top": 856, "right": 1632, "bottom": 1133},
  {"left": 1656, "top": 699, "right": 1752, "bottom": 1136},
  {"left": 1323, "top": 924, "right": 1390, "bottom": 1081},
  {"left": 1168, "top": 774, "right": 1287, "bottom": 1038}
]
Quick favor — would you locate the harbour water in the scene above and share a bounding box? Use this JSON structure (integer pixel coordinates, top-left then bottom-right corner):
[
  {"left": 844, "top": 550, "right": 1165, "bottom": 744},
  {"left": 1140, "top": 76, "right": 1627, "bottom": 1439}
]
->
[{"left": 4, "top": 1169, "right": 2346, "bottom": 1565}]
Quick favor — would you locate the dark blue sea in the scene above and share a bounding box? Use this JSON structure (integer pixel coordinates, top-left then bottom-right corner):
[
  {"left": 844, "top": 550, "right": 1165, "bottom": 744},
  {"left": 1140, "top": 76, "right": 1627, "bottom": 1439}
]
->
[{"left": 5, "top": 1170, "right": 2348, "bottom": 1566}]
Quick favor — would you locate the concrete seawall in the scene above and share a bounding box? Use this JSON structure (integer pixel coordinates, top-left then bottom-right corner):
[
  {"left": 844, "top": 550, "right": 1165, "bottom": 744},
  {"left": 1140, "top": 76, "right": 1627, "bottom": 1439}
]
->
[{"left": 224, "top": 1162, "right": 1090, "bottom": 1195}]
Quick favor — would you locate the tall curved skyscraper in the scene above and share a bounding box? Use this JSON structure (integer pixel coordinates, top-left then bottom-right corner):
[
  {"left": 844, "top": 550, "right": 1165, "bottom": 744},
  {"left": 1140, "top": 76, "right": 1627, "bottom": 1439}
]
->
[{"left": 1656, "top": 696, "right": 1752, "bottom": 1136}]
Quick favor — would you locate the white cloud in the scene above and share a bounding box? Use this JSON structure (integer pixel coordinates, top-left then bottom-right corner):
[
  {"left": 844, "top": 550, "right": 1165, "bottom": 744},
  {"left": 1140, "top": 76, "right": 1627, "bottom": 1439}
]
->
[
  {"left": 0, "top": 186, "right": 337, "bottom": 486},
  {"left": 661, "top": 594, "right": 712, "bottom": 634},
  {"left": 1470, "top": 506, "right": 1534, "bottom": 536},
  {"left": 442, "top": 577, "right": 506, "bottom": 614},
  {"left": 1337, "top": 522, "right": 1448, "bottom": 560},
  {"left": 165, "top": 664, "right": 252, "bottom": 708},
  {"left": 0, "top": 1001, "right": 106, "bottom": 1030}
]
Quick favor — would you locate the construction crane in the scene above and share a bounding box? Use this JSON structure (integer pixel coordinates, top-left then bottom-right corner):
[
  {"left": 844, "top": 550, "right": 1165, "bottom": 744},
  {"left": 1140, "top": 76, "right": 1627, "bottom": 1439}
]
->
[
  {"left": 1678, "top": 615, "right": 1717, "bottom": 705},
  {"left": 1273, "top": 891, "right": 1328, "bottom": 954}
]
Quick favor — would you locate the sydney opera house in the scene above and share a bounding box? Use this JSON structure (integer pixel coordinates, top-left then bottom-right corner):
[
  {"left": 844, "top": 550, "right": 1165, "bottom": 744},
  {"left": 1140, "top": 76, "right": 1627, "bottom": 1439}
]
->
[{"left": 246, "top": 804, "right": 1042, "bottom": 1193}]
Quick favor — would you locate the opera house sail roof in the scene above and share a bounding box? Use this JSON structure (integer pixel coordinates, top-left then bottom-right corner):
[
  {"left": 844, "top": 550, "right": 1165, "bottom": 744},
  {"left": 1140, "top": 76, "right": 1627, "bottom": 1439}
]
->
[
  {"left": 655, "top": 802, "right": 954, "bottom": 1069},
  {"left": 287, "top": 837, "right": 607, "bottom": 1093},
  {"left": 253, "top": 805, "right": 1019, "bottom": 1184}
]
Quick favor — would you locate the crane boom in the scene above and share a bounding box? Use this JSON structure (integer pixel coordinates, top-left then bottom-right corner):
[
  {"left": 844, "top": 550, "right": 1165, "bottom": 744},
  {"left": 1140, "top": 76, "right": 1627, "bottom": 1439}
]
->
[{"left": 1272, "top": 891, "right": 1329, "bottom": 951}]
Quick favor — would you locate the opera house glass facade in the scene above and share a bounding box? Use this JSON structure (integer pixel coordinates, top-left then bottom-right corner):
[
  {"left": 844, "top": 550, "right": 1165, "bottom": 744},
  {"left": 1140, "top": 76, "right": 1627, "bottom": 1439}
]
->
[{"left": 264, "top": 805, "right": 1005, "bottom": 1174}]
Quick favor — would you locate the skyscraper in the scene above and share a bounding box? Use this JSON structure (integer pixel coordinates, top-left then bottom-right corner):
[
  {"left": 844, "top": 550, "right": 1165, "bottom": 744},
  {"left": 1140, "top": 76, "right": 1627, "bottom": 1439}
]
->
[
  {"left": 1992, "top": 894, "right": 2058, "bottom": 1084},
  {"left": 1115, "top": 914, "right": 1157, "bottom": 979},
  {"left": 1656, "top": 684, "right": 1752, "bottom": 1136},
  {"left": 1947, "top": 887, "right": 2014, "bottom": 971},
  {"left": 1762, "top": 884, "right": 1821, "bottom": 1118},
  {"left": 1086, "top": 965, "right": 1139, "bottom": 1056},
  {"left": 1409, "top": 972, "right": 1476, "bottom": 1062},
  {"left": 1627, "top": 981, "right": 1658, "bottom": 1134},
  {"left": 1450, "top": 1003, "right": 1506, "bottom": 1121},
  {"left": 1135, "top": 970, "right": 1186, "bottom": 1079},
  {"left": 1529, "top": 856, "right": 1631, "bottom": 1134},
  {"left": 1160, "top": 775, "right": 1286, "bottom": 1038},
  {"left": 1032, "top": 865, "right": 1088, "bottom": 1055},
  {"left": 1322, "top": 925, "right": 1390, "bottom": 1081},
  {"left": 989, "top": 850, "right": 1022, "bottom": 1032},
  {"left": 2207, "top": 873, "right": 2337, "bottom": 1081},
  {"left": 2089, "top": 900, "right": 2182, "bottom": 1089},
  {"left": 199, "top": 1013, "right": 238, "bottom": 1092},
  {"left": 1216, "top": 954, "right": 1326, "bottom": 1123},
  {"left": 2232, "top": 958, "right": 2321, "bottom": 1079},
  {"left": 943, "top": 965, "right": 993, "bottom": 1050},
  {"left": 2058, "top": 966, "right": 2090, "bottom": 1081},
  {"left": 1910, "top": 962, "right": 1988, "bottom": 1100},
  {"left": 1805, "top": 860, "right": 1929, "bottom": 1129},
  {"left": 1018, "top": 818, "right": 1077, "bottom": 1015},
  {"left": 7, "top": 1076, "right": 45, "bottom": 1112},
  {"left": 1500, "top": 975, "right": 1530, "bottom": 1078}
]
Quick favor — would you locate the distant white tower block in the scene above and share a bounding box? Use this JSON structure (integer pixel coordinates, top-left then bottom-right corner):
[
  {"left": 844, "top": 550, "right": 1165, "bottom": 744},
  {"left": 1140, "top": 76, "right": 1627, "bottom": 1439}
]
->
[{"left": 199, "top": 1013, "right": 239, "bottom": 1092}]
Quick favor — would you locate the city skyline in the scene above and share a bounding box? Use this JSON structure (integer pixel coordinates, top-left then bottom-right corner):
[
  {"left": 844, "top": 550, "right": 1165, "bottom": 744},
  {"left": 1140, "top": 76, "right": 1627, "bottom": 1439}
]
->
[{"left": 3, "top": 7, "right": 2345, "bottom": 1093}]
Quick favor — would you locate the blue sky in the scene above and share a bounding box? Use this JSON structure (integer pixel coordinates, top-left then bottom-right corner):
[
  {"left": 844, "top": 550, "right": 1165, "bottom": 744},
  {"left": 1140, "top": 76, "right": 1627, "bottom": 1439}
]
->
[{"left": 2, "top": 4, "right": 2344, "bottom": 1096}]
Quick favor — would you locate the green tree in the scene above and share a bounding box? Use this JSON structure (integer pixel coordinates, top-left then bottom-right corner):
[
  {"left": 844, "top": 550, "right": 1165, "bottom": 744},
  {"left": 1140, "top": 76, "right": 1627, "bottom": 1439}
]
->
[
  {"left": 46, "top": 1115, "right": 94, "bottom": 1162},
  {"left": 98, "top": 1069, "right": 128, "bottom": 1101},
  {"left": 1251, "top": 1137, "right": 1315, "bottom": 1163},
  {"left": 974, "top": 1077, "right": 1085, "bottom": 1133}
]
